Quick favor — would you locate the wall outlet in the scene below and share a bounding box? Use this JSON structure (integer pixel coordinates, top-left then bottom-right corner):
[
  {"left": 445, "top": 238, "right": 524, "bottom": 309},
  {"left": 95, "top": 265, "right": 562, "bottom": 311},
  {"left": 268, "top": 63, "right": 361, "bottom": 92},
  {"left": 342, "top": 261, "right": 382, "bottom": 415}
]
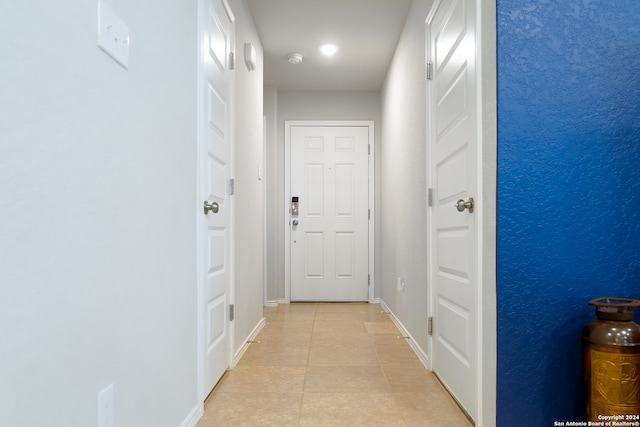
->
[
  {"left": 98, "top": 384, "right": 115, "bottom": 427},
  {"left": 397, "top": 277, "right": 405, "bottom": 292},
  {"left": 98, "top": 0, "right": 130, "bottom": 69}
]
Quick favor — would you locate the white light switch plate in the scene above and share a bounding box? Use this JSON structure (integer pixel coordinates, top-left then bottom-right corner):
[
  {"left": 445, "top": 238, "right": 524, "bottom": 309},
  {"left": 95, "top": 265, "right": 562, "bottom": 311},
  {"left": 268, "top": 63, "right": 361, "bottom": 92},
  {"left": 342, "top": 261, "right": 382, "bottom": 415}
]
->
[{"left": 98, "top": 0, "right": 130, "bottom": 69}]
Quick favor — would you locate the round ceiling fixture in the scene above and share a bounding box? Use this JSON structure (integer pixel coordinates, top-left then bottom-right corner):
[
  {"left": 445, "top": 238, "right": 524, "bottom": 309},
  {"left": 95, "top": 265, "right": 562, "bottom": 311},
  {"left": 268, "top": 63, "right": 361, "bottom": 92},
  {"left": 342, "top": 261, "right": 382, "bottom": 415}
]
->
[
  {"left": 288, "top": 53, "right": 304, "bottom": 65},
  {"left": 319, "top": 44, "right": 339, "bottom": 56}
]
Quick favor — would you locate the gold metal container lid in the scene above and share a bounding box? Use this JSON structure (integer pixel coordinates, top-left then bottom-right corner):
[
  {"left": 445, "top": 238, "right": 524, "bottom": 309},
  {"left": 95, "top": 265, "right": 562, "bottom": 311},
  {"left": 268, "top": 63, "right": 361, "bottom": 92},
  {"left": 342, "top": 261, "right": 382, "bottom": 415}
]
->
[{"left": 588, "top": 297, "right": 640, "bottom": 321}]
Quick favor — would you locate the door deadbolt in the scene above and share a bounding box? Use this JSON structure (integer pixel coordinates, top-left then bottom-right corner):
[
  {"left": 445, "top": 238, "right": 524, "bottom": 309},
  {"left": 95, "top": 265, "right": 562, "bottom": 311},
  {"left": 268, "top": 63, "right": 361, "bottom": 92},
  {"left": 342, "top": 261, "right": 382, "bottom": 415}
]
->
[
  {"left": 204, "top": 201, "right": 219, "bottom": 214},
  {"left": 456, "top": 198, "right": 474, "bottom": 213}
]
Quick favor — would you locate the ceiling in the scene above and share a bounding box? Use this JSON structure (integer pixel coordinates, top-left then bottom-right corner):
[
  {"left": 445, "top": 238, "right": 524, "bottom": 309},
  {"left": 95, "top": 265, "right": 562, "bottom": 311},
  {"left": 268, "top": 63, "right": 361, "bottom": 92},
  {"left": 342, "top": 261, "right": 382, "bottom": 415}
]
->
[{"left": 245, "top": 0, "right": 414, "bottom": 92}]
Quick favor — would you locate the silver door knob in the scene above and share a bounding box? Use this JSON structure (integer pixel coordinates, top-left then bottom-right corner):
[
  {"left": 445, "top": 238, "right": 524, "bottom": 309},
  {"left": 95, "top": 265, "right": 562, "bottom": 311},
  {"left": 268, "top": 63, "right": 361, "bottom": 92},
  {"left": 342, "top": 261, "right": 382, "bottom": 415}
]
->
[
  {"left": 292, "top": 219, "right": 299, "bottom": 226},
  {"left": 456, "top": 198, "right": 474, "bottom": 213},
  {"left": 204, "top": 201, "right": 219, "bottom": 214}
]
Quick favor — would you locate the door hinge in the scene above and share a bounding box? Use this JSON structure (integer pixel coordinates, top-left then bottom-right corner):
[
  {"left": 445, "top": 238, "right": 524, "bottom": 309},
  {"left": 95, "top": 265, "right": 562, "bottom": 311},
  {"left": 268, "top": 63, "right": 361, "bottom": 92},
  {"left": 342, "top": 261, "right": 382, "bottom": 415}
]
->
[
  {"left": 229, "top": 52, "right": 235, "bottom": 70},
  {"left": 426, "top": 61, "right": 434, "bottom": 80},
  {"left": 368, "top": 144, "right": 371, "bottom": 155},
  {"left": 428, "top": 188, "right": 433, "bottom": 207},
  {"left": 368, "top": 274, "right": 371, "bottom": 287},
  {"left": 368, "top": 209, "right": 371, "bottom": 220},
  {"left": 428, "top": 316, "right": 433, "bottom": 336},
  {"left": 229, "top": 178, "right": 235, "bottom": 195},
  {"left": 229, "top": 304, "right": 235, "bottom": 321}
]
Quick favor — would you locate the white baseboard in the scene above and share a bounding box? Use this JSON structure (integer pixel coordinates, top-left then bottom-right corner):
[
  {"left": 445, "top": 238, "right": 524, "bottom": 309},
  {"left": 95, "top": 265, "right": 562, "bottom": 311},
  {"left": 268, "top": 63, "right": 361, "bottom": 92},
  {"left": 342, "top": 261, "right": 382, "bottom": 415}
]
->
[
  {"left": 180, "top": 404, "right": 203, "bottom": 427},
  {"left": 264, "top": 298, "right": 287, "bottom": 307},
  {"left": 379, "top": 300, "right": 430, "bottom": 370},
  {"left": 269, "top": 299, "right": 378, "bottom": 306},
  {"left": 232, "top": 317, "right": 266, "bottom": 367}
]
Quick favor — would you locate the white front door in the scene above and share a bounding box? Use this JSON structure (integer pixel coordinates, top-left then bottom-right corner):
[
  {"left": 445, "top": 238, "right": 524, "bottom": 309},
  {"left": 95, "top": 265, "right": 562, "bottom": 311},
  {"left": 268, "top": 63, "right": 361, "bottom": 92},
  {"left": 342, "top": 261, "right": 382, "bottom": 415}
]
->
[
  {"left": 199, "top": 0, "right": 234, "bottom": 396},
  {"left": 427, "top": 0, "right": 479, "bottom": 420},
  {"left": 288, "top": 124, "right": 370, "bottom": 301}
]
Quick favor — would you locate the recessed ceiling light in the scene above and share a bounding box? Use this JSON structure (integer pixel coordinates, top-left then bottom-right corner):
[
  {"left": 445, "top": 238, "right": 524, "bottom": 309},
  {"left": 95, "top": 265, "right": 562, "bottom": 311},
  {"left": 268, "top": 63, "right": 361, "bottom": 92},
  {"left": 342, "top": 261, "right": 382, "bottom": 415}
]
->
[{"left": 319, "top": 44, "right": 338, "bottom": 56}]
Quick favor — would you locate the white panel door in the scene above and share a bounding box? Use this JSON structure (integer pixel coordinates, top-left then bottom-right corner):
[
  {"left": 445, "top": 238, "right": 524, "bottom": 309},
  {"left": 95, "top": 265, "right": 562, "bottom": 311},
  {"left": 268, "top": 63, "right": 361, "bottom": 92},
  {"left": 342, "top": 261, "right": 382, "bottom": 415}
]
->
[
  {"left": 200, "top": 0, "right": 234, "bottom": 396},
  {"left": 427, "top": 0, "right": 478, "bottom": 420},
  {"left": 290, "top": 126, "right": 369, "bottom": 301}
]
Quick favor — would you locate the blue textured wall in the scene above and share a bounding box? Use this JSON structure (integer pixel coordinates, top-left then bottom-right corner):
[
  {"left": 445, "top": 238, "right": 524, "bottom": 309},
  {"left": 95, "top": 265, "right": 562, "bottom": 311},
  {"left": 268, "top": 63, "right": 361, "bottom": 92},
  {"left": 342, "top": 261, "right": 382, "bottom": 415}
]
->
[{"left": 497, "top": 0, "right": 640, "bottom": 424}]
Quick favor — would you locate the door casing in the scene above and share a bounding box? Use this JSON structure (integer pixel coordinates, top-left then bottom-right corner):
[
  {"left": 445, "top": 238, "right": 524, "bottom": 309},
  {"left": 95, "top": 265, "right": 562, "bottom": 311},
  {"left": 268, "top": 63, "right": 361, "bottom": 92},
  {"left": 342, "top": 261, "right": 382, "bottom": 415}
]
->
[{"left": 284, "top": 120, "right": 375, "bottom": 303}]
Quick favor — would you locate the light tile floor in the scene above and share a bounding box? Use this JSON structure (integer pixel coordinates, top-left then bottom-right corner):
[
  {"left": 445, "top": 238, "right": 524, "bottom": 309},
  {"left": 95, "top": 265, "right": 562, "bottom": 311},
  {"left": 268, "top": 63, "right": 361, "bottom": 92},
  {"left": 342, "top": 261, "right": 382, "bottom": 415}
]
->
[{"left": 196, "top": 303, "right": 473, "bottom": 427}]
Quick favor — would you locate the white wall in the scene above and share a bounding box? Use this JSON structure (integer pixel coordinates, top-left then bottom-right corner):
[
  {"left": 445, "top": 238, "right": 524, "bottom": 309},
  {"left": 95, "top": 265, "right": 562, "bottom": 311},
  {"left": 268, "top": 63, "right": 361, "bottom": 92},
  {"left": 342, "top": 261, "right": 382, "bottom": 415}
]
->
[
  {"left": 0, "top": 1, "right": 198, "bottom": 426},
  {"left": 228, "top": 0, "right": 265, "bottom": 358},
  {"left": 380, "top": 0, "right": 433, "bottom": 353},
  {"left": 266, "top": 91, "right": 382, "bottom": 302},
  {"left": 263, "top": 86, "right": 279, "bottom": 303}
]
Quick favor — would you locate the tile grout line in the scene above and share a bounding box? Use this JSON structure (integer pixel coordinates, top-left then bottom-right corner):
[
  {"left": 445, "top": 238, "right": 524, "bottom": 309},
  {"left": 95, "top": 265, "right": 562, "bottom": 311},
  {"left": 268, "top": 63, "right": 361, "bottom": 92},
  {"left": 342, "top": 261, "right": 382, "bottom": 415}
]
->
[
  {"left": 368, "top": 310, "right": 410, "bottom": 427},
  {"left": 299, "top": 304, "right": 316, "bottom": 426}
]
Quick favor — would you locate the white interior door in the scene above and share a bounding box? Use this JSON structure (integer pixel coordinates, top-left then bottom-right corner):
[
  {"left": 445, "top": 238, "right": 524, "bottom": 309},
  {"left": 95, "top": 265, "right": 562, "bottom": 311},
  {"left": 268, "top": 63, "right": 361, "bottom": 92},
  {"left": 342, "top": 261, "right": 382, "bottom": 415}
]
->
[
  {"left": 289, "top": 125, "right": 370, "bottom": 301},
  {"left": 199, "top": 0, "right": 234, "bottom": 396},
  {"left": 427, "top": 0, "right": 478, "bottom": 420}
]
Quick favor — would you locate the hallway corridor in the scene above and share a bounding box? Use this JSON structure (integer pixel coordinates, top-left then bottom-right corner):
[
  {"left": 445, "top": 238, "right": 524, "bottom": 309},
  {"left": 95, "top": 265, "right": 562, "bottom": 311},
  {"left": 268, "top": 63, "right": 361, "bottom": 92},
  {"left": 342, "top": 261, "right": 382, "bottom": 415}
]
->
[{"left": 196, "top": 303, "right": 472, "bottom": 426}]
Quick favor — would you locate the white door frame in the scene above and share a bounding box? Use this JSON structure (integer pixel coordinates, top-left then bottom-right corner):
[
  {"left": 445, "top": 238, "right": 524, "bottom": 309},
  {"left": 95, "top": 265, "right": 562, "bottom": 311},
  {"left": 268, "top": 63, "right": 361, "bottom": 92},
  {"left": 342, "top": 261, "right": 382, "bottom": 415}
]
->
[
  {"left": 196, "top": 0, "right": 235, "bottom": 402},
  {"left": 284, "top": 120, "right": 375, "bottom": 303},
  {"left": 476, "top": 0, "right": 497, "bottom": 422},
  {"left": 425, "top": 0, "right": 496, "bottom": 425},
  {"left": 263, "top": 116, "right": 268, "bottom": 306}
]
